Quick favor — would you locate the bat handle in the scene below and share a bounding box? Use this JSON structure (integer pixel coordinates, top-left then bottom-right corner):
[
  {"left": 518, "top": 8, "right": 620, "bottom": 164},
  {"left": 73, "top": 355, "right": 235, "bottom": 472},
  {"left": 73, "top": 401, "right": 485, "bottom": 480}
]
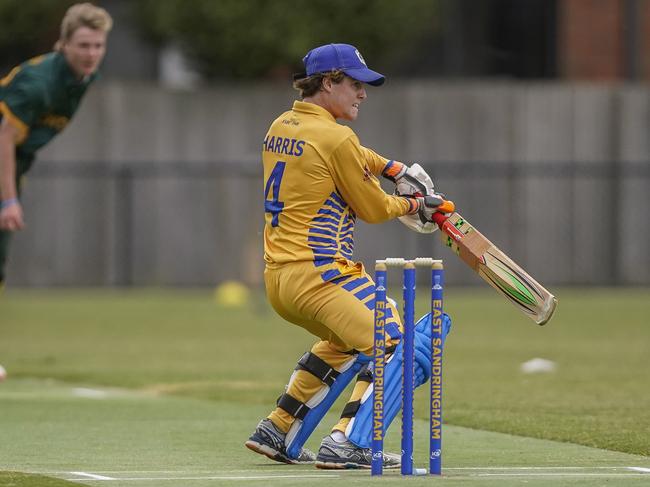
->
[{"left": 432, "top": 211, "right": 449, "bottom": 227}]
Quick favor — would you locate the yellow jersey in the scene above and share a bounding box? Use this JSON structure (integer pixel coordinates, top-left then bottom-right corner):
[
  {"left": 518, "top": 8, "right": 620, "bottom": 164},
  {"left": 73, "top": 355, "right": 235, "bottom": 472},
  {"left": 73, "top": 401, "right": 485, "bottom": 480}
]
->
[{"left": 263, "top": 101, "right": 412, "bottom": 268}]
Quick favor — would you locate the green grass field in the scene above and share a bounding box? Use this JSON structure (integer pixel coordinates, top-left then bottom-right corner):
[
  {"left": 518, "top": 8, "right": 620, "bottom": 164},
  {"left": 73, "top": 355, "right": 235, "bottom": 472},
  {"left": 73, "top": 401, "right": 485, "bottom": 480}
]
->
[{"left": 1, "top": 287, "right": 649, "bottom": 486}]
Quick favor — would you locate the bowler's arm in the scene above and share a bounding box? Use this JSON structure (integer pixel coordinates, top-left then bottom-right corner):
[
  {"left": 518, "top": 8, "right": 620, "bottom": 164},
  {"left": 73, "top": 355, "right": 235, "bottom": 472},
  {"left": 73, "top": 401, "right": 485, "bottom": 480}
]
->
[{"left": 0, "top": 117, "right": 24, "bottom": 231}]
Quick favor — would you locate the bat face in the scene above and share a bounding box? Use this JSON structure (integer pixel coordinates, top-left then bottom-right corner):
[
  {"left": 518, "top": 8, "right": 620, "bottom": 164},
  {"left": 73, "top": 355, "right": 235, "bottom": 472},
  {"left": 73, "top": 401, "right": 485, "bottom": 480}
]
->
[
  {"left": 432, "top": 212, "right": 557, "bottom": 326},
  {"left": 478, "top": 250, "right": 558, "bottom": 325}
]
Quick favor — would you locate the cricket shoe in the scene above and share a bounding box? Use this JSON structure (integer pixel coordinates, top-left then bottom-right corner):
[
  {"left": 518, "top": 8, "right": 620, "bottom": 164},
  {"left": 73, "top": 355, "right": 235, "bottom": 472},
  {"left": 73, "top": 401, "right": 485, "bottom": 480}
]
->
[
  {"left": 315, "top": 434, "right": 401, "bottom": 469},
  {"left": 245, "top": 418, "right": 316, "bottom": 465}
]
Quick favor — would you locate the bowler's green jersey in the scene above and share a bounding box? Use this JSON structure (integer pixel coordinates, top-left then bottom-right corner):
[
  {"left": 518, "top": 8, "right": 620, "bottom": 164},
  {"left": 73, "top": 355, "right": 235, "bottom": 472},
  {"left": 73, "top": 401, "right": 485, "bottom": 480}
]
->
[{"left": 0, "top": 51, "right": 97, "bottom": 176}]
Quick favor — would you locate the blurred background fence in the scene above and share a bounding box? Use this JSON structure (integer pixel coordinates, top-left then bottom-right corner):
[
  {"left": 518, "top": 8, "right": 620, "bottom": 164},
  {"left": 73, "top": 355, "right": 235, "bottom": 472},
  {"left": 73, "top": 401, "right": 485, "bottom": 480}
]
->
[{"left": 7, "top": 82, "right": 650, "bottom": 287}]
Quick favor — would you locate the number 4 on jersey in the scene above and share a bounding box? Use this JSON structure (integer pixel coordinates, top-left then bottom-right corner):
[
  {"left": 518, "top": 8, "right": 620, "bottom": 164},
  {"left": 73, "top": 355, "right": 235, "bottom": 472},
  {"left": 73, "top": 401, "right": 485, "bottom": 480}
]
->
[{"left": 264, "top": 161, "right": 286, "bottom": 227}]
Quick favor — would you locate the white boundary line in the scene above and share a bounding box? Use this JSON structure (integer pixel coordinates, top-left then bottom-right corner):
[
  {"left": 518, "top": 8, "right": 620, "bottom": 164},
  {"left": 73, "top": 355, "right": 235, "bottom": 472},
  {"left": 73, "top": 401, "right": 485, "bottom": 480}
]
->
[
  {"left": 12, "top": 465, "right": 648, "bottom": 475},
  {"left": 56, "top": 466, "right": 650, "bottom": 482},
  {"left": 446, "top": 466, "right": 649, "bottom": 470},
  {"left": 474, "top": 473, "right": 650, "bottom": 478},
  {"left": 70, "top": 472, "right": 115, "bottom": 480},
  {"left": 65, "top": 473, "right": 340, "bottom": 481}
]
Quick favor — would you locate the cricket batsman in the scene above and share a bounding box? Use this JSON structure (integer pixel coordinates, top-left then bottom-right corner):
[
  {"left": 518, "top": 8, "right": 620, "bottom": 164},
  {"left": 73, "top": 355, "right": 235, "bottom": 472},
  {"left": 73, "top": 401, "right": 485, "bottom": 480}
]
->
[
  {"left": 245, "top": 43, "right": 452, "bottom": 469},
  {"left": 0, "top": 3, "right": 112, "bottom": 290}
]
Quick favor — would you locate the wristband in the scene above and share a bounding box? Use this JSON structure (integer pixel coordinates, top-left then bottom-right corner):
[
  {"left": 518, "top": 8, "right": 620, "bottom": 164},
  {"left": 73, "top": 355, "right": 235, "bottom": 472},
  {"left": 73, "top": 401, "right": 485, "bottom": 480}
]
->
[
  {"left": 382, "top": 160, "right": 407, "bottom": 182},
  {"left": 0, "top": 198, "right": 19, "bottom": 209},
  {"left": 401, "top": 196, "right": 419, "bottom": 214}
]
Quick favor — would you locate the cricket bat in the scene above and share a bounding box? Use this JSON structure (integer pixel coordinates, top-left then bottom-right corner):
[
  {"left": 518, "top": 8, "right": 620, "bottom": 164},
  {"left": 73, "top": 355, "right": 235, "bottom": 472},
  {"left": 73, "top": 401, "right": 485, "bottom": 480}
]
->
[{"left": 431, "top": 211, "right": 557, "bottom": 325}]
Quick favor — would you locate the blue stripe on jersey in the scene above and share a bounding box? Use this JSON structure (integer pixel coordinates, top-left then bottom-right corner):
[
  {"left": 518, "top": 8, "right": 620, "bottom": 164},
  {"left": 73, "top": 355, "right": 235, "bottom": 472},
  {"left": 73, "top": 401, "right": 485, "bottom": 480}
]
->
[
  {"left": 331, "top": 274, "right": 352, "bottom": 285},
  {"left": 313, "top": 248, "right": 337, "bottom": 256},
  {"left": 341, "top": 224, "right": 354, "bottom": 234},
  {"left": 308, "top": 235, "right": 337, "bottom": 245},
  {"left": 312, "top": 222, "right": 340, "bottom": 234},
  {"left": 330, "top": 191, "right": 346, "bottom": 207},
  {"left": 342, "top": 277, "right": 369, "bottom": 292},
  {"left": 311, "top": 191, "right": 358, "bottom": 271},
  {"left": 324, "top": 199, "right": 344, "bottom": 213},
  {"left": 327, "top": 279, "right": 402, "bottom": 339},
  {"left": 309, "top": 227, "right": 336, "bottom": 237},
  {"left": 365, "top": 300, "right": 397, "bottom": 315},
  {"left": 354, "top": 284, "right": 375, "bottom": 301},
  {"left": 313, "top": 216, "right": 340, "bottom": 227},
  {"left": 321, "top": 268, "right": 341, "bottom": 281},
  {"left": 317, "top": 208, "right": 343, "bottom": 219}
]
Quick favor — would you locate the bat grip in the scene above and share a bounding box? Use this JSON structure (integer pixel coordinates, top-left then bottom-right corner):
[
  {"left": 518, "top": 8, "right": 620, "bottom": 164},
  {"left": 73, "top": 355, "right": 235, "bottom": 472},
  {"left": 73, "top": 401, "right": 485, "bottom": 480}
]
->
[{"left": 432, "top": 211, "right": 448, "bottom": 227}]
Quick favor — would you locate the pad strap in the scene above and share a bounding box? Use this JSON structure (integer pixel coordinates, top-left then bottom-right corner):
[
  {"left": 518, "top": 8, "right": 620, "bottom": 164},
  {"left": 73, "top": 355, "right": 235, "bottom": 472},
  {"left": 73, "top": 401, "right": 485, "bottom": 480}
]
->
[
  {"left": 296, "top": 352, "right": 340, "bottom": 386},
  {"left": 277, "top": 393, "right": 309, "bottom": 420},
  {"left": 356, "top": 366, "right": 373, "bottom": 383},
  {"left": 284, "top": 353, "right": 371, "bottom": 459},
  {"left": 339, "top": 366, "right": 372, "bottom": 418},
  {"left": 340, "top": 400, "right": 360, "bottom": 418}
]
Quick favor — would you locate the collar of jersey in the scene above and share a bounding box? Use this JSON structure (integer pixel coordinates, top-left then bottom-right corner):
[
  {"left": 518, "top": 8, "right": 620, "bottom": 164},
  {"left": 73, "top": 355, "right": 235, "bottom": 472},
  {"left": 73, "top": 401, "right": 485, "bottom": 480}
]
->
[
  {"left": 52, "top": 51, "right": 98, "bottom": 88},
  {"left": 292, "top": 100, "right": 336, "bottom": 123}
]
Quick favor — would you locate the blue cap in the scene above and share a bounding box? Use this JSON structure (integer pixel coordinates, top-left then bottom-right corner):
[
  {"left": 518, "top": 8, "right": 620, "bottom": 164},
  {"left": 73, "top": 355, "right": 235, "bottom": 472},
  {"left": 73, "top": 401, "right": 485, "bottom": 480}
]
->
[{"left": 302, "top": 43, "right": 385, "bottom": 86}]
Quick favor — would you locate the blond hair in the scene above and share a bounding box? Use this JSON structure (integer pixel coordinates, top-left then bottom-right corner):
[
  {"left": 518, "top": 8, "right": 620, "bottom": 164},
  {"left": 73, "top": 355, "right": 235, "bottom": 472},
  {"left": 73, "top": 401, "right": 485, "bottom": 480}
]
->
[
  {"left": 55, "top": 3, "right": 113, "bottom": 50},
  {"left": 293, "top": 70, "right": 346, "bottom": 99}
]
